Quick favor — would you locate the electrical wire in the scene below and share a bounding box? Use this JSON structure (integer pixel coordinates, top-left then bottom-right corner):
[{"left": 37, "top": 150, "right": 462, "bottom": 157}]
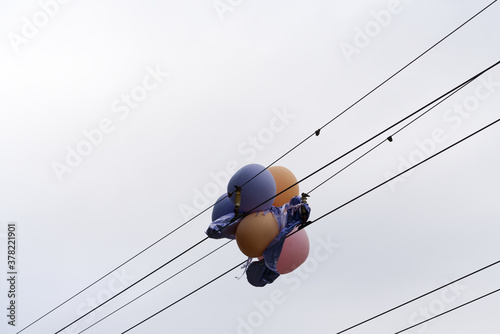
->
[
  {"left": 15, "top": 196, "right": 222, "bottom": 334},
  {"left": 69, "top": 61, "right": 491, "bottom": 333},
  {"left": 237, "top": 0, "right": 498, "bottom": 188},
  {"left": 336, "top": 259, "right": 500, "bottom": 333},
  {"left": 120, "top": 116, "right": 500, "bottom": 333},
  {"left": 54, "top": 237, "right": 209, "bottom": 333},
  {"left": 71, "top": 65, "right": 483, "bottom": 334},
  {"left": 279, "top": 60, "right": 499, "bottom": 209},
  {"left": 301, "top": 116, "right": 500, "bottom": 229},
  {"left": 54, "top": 60, "right": 500, "bottom": 334},
  {"left": 307, "top": 79, "right": 471, "bottom": 194},
  {"left": 78, "top": 240, "right": 233, "bottom": 334},
  {"left": 122, "top": 260, "right": 247, "bottom": 334},
  {"left": 19, "top": 4, "right": 496, "bottom": 332},
  {"left": 394, "top": 287, "right": 500, "bottom": 334}
]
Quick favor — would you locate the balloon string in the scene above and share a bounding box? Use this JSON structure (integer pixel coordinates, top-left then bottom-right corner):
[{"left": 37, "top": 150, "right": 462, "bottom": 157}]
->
[{"left": 235, "top": 257, "right": 252, "bottom": 280}]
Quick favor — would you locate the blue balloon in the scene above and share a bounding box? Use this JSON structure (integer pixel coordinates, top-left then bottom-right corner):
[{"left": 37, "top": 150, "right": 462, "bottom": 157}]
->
[
  {"left": 227, "top": 164, "right": 276, "bottom": 213},
  {"left": 211, "top": 194, "right": 235, "bottom": 221}
]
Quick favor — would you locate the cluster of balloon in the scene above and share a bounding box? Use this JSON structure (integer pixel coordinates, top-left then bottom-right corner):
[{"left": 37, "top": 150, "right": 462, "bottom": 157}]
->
[{"left": 206, "top": 163, "right": 311, "bottom": 286}]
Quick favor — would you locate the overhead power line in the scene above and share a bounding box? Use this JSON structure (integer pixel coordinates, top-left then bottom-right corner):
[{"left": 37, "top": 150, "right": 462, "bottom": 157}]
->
[
  {"left": 307, "top": 79, "right": 471, "bottom": 194},
  {"left": 237, "top": 0, "right": 498, "bottom": 187},
  {"left": 336, "top": 259, "right": 500, "bottom": 333},
  {"left": 121, "top": 260, "right": 247, "bottom": 334},
  {"left": 394, "top": 287, "right": 500, "bottom": 334},
  {"left": 72, "top": 62, "right": 482, "bottom": 333},
  {"left": 120, "top": 116, "right": 500, "bottom": 333},
  {"left": 23, "top": 2, "right": 497, "bottom": 331},
  {"left": 301, "top": 116, "right": 500, "bottom": 228},
  {"left": 282, "top": 60, "right": 499, "bottom": 209},
  {"left": 54, "top": 236, "right": 210, "bottom": 333},
  {"left": 16, "top": 194, "right": 219, "bottom": 334},
  {"left": 78, "top": 240, "right": 232, "bottom": 334},
  {"left": 54, "top": 59, "right": 500, "bottom": 334},
  {"left": 75, "top": 68, "right": 475, "bottom": 334}
]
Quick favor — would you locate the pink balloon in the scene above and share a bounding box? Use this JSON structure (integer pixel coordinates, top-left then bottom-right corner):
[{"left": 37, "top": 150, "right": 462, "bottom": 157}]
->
[{"left": 277, "top": 228, "right": 310, "bottom": 274}]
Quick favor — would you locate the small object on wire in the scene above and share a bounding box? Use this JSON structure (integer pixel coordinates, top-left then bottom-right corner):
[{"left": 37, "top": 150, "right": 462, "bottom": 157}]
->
[
  {"left": 387, "top": 136, "right": 393, "bottom": 142},
  {"left": 315, "top": 129, "right": 321, "bottom": 136},
  {"left": 301, "top": 192, "right": 310, "bottom": 204},
  {"left": 300, "top": 193, "right": 310, "bottom": 226},
  {"left": 233, "top": 186, "right": 242, "bottom": 214}
]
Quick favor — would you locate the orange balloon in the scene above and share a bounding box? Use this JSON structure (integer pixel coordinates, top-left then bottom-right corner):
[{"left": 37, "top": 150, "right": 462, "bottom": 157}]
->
[
  {"left": 236, "top": 211, "right": 280, "bottom": 258},
  {"left": 268, "top": 166, "right": 299, "bottom": 207}
]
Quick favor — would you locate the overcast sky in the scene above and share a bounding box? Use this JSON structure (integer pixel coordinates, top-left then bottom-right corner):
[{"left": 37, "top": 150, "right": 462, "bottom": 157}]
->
[{"left": 1, "top": 0, "right": 500, "bottom": 333}]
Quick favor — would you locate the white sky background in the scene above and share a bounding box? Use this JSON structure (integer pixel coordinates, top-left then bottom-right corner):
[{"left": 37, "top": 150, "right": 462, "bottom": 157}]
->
[{"left": 1, "top": 0, "right": 500, "bottom": 333}]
